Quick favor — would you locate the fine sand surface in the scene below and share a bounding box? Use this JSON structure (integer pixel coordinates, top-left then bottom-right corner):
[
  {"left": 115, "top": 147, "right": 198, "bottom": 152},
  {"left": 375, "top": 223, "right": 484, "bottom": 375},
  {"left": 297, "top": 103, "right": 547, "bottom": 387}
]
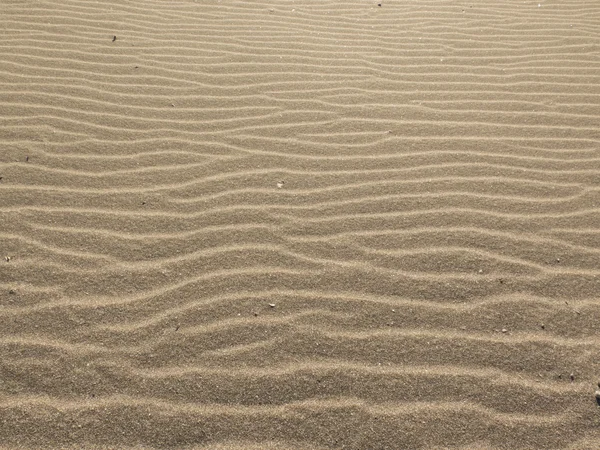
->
[{"left": 1, "top": 0, "right": 600, "bottom": 448}]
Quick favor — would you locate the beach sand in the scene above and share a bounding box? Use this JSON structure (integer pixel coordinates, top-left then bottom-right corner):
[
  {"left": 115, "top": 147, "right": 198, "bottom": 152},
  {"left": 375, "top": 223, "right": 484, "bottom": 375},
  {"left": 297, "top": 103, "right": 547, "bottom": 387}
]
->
[{"left": 1, "top": 0, "right": 600, "bottom": 448}]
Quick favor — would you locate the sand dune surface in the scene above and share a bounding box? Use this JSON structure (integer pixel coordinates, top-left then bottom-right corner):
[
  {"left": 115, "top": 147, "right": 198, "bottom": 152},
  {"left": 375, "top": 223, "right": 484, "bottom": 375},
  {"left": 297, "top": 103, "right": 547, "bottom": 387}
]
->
[{"left": 1, "top": 0, "right": 600, "bottom": 448}]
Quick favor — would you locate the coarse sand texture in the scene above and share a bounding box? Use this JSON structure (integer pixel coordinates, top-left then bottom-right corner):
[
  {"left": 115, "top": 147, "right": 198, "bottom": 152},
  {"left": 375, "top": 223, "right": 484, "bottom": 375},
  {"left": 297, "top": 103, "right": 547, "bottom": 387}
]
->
[{"left": 1, "top": 0, "right": 600, "bottom": 448}]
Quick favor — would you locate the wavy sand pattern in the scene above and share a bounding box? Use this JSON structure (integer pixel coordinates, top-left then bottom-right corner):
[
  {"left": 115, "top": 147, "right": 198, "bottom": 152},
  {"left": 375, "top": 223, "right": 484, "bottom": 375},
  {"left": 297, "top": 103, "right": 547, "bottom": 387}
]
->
[{"left": 1, "top": 0, "right": 600, "bottom": 448}]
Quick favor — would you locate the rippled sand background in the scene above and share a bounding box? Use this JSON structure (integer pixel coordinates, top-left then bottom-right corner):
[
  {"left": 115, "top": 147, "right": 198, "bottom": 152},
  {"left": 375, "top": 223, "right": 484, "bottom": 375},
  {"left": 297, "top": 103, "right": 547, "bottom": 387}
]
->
[{"left": 1, "top": 0, "right": 600, "bottom": 448}]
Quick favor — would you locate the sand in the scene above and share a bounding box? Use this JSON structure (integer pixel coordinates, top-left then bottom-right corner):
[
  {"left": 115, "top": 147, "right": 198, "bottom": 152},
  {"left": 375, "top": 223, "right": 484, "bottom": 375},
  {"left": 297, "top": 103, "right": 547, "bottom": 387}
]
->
[{"left": 1, "top": 0, "right": 600, "bottom": 448}]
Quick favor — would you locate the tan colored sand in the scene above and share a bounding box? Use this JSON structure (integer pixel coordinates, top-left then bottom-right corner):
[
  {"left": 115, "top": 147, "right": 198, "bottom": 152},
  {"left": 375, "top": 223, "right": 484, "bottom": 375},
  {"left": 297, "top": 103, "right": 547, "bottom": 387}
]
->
[{"left": 1, "top": 0, "right": 600, "bottom": 448}]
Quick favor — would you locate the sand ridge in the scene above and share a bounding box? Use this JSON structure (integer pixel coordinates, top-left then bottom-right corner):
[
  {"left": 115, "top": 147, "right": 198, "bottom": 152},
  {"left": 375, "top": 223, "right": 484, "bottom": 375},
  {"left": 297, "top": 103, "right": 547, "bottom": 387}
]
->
[{"left": 1, "top": 0, "right": 600, "bottom": 448}]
